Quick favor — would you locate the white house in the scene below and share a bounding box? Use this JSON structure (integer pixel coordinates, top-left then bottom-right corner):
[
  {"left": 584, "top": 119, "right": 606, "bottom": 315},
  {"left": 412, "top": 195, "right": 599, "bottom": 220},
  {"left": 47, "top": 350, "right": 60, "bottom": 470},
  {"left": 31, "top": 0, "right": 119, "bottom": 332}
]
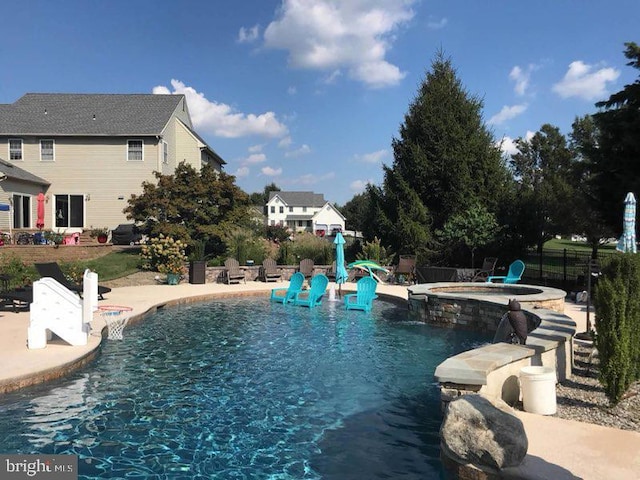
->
[{"left": 266, "top": 191, "right": 346, "bottom": 235}]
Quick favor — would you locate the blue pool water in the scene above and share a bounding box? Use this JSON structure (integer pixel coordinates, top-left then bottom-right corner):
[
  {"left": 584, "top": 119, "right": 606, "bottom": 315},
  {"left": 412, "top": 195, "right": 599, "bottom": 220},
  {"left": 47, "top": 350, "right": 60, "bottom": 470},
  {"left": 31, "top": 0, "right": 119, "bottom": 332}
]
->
[{"left": 0, "top": 297, "right": 489, "bottom": 479}]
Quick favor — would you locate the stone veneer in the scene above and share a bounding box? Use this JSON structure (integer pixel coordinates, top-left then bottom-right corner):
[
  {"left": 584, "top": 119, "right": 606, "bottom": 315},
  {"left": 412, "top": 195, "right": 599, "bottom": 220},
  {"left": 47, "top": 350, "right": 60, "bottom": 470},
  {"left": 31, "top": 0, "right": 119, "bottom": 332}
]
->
[{"left": 407, "top": 282, "right": 575, "bottom": 407}]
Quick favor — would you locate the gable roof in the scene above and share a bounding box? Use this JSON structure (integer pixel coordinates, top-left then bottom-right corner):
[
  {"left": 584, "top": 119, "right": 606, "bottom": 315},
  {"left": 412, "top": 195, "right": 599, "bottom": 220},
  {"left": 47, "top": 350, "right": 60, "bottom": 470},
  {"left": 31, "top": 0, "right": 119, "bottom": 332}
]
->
[
  {"left": 0, "top": 93, "right": 185, "bottom": 136},
  {"left": 268, "top": 191, "right": 326, "bottom": 207},
  {"left": 0, "top": 158, "right": 50, "bottom": 186}
]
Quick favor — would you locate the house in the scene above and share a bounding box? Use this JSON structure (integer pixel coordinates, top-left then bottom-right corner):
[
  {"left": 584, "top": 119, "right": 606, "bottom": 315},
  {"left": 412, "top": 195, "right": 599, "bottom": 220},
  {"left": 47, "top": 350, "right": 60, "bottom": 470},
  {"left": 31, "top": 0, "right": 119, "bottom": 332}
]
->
[
  {"left": 266, "top": 191, "right": 346, "bottom": 235},
  {"left": 0, "top": 93, "right": 225, "bottom": 235}
]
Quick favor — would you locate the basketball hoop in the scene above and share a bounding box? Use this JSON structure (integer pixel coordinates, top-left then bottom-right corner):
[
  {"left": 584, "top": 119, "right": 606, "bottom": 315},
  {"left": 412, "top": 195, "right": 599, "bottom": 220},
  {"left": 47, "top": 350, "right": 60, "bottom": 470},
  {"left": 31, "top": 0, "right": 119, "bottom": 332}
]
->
[{"left": 98, "top": 305, "right": 133, "bottom": 340}]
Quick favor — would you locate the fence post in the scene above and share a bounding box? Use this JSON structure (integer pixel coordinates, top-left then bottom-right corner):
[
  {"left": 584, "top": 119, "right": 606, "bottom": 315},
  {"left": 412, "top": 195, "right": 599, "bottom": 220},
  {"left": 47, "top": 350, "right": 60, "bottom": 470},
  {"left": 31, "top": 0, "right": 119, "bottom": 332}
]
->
[{"left": 563, "top": 248, "right": 567, "bottom": 289}]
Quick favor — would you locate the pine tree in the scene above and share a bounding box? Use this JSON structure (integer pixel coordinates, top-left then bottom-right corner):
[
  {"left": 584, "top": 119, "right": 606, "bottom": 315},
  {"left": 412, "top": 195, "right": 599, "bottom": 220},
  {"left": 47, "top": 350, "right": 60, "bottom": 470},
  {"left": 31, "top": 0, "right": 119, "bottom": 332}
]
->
[{"left": 378, "top": 52, "right": 509, "bottom": 261}]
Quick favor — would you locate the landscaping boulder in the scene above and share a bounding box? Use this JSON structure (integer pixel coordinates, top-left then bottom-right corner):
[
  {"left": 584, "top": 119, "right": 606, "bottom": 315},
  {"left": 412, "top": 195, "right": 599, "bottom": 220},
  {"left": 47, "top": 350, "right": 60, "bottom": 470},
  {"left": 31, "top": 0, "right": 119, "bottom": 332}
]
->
[{"left": 440, "top": 394, "right": 528, "bottom": 471}]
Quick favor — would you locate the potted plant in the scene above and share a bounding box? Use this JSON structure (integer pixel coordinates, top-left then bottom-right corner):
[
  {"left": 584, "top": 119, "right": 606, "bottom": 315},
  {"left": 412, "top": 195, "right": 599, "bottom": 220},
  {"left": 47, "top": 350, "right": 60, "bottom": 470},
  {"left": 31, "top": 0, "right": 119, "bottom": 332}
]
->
[
  {"left": 141, "top": 235, "right": 188, "bottom": 285},
  {"left": 159, "top": 258, "right": 186, "bottom": 285},
  {"left": 188, "top": 239, "right": 207, "bottom": 284},
  {"left": 89, "top": 227, "right": 110, "bottom": 244}
]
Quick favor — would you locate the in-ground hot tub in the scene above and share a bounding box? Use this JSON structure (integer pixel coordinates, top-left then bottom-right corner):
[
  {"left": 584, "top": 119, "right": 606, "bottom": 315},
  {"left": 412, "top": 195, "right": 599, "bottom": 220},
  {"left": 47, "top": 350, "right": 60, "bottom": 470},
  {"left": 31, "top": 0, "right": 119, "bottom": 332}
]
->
[{"left": 407, "top": 282, "right": 566, "bottom": 332}]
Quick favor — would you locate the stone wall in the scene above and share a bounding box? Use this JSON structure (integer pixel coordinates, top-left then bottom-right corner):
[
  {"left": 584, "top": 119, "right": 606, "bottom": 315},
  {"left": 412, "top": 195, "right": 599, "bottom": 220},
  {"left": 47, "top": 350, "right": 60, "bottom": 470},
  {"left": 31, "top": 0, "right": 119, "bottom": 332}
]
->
[{"left": 0, "top": 244, "right": 115, "bottom": 264}]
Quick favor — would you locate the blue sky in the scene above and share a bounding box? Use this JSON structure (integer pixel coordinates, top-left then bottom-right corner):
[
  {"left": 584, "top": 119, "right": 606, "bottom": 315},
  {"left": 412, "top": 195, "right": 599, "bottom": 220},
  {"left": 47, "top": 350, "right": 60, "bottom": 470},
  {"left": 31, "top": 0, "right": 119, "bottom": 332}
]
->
[{"left": 1, "top": 1, "right": 638, "bottom": 204}]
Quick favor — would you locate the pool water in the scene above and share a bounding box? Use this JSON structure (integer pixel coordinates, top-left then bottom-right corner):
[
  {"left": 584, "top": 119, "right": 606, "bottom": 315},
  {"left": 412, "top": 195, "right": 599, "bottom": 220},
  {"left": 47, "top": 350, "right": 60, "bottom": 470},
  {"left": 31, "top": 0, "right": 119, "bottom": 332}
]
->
[{"left": 0, "top": 297, "right": 489, "bottom": 479}]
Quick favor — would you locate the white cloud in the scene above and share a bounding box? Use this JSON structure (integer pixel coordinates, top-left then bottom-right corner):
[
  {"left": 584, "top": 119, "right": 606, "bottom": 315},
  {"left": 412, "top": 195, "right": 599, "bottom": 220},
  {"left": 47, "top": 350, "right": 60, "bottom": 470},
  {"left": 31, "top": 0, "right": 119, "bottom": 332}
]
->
[
  {"left": 354, "top": 149, "right": 388, "bottom": 163},
  {"left": 497, "top": 136, "right": 518, "bottom": 157},
  {"left": 289, "top": 172, "right": 336, "bottom": 186},
  {"left": 235, "top": 166, "right": 250, "bottom": 177},
  {"left": 427, "top": 17, "right": 447, "bottom": 29},
  {"left": 287, "top": 86, "right": 297, "bottom": 95},
  {"left": 350, "top": 179, "right": 372, "bottom": 192},
  {"left": 285, "top": 144, "right": 312, "bottom": 158},
  {"left": 248, "top": 144, "right": 264, "bottom": 153},
  {"left": 497, "top": 131, "right": 536, "bottom": 156},
  {"left": 552, "top": 61, "right": 620, "bottom": 101},
  {"left": 509, "top": 66, "right": 527, "bottom": 96},
  {"left": 153, "top": 79, "right": 289, "bottom": 138},
  {"left": 488, "top": 104, "right": 528, "bottom": 125},
  {"left": 278, "top": 136, "right": 293, "bottom": 148},
  {"left": 262, "top": 0, "right": 415, "bottom": 88},
  {"left": 238, "top": 25, "right": 260, "bottom": 43},
  {"left": 262, "top": 166, "right": 282, "bottom": 176},
  {"left": 245, "top": 153, "right": 267, "bottom": 164}
]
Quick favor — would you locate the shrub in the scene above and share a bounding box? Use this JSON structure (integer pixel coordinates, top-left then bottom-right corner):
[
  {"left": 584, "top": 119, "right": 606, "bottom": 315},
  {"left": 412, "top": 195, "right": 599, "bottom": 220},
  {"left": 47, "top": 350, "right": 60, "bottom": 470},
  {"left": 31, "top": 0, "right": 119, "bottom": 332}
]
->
[
  {"left": 141, "top": 234, "right": 187, "bottom": 274},
  {"left": 356, "top": 237, "right": 395, "bottom": 265},
  {"left": 593, "top": 254, "right": 640, "bottom": 404},
  {"left": 288, "top": 232, "right": 333, "bottom": 265}
]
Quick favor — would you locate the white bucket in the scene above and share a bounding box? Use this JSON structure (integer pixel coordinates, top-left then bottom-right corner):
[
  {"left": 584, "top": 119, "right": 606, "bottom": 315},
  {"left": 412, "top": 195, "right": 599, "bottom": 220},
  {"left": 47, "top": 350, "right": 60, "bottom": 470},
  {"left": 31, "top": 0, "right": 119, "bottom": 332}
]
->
[{"left": 520, "top": 366, "right": 557, "bottom": 415}]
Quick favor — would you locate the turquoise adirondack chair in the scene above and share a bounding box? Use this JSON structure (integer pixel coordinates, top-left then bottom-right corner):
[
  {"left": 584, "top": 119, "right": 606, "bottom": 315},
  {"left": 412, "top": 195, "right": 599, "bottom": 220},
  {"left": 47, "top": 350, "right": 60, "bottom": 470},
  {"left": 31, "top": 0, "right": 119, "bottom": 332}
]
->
[
  {"left": 270, "top": 272, "right": 304, "bottom": 304},
  {"left": 487, "top": 260, "right": 525, "bottom": 284},
  {"left": 293, "top": 274, "right": 329, "bottom": 308},
  {"left": 344, "top": 276, "right": 378, "bottom": 312}
]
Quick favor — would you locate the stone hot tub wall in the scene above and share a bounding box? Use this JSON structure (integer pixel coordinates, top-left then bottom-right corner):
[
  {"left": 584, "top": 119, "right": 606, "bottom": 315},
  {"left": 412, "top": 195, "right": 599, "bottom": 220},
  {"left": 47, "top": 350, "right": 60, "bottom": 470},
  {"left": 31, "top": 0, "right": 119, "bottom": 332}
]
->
[{"left": 407, "top": 282, "right": 574, "bottom": 407}]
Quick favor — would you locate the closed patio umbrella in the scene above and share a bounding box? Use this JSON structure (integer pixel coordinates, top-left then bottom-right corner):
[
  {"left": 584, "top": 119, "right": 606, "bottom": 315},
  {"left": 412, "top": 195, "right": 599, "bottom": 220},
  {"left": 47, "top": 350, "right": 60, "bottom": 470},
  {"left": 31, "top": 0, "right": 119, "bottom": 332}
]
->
[
  {"left": 616, "top": 192, "right": 637, "bottom": 254},
  {"left": 333, "top": 232, "right": 349, "bottom": 296},
  {"left": 36, "top": 192, "right": 45, "bottom": 230}
]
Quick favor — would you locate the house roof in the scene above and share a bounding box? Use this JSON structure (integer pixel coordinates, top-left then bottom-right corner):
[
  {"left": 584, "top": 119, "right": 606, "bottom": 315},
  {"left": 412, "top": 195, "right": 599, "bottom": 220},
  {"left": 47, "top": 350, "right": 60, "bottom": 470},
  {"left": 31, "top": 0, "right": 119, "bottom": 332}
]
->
[
  {"left": 0, "top": 93, "right": 185, "bottom": 136},
  {"left": 268, "top": 191, "right": 326, "bottom": 207},
  {"left": 0, "top": 157, "right": 50, "bottom": 186}
]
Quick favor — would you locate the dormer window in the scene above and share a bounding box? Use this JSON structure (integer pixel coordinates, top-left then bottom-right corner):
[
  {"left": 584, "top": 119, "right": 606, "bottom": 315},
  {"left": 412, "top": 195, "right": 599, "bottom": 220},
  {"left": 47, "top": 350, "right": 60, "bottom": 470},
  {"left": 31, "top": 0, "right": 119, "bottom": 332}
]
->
[
  {"left": 9, "top": 139, "right": 22, "bottom": 160},
  {"left": 40, "top": 139, "right": 55, "bottom": 161},
  {"left": 127, "top": 140, "right": 143, "bottom": 161}
]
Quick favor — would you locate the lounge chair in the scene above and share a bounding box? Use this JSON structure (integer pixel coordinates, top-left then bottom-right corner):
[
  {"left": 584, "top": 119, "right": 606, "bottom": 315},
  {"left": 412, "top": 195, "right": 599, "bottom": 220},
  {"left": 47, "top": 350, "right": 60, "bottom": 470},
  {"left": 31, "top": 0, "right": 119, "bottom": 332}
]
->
[
  {"left": 487, "top": 260, "right": 525, "bottom": 284},
  {"left": 0, "top": 286, "right": 33, "bottom": 312},
  {"left": 471, "top": 257, "right": 498, "bottom": 282},
  {"left": 293, "top": 273, "right": 329, "bottom": 308},
  {"left": 270, "top": 272, "right": 304, "bottom": 304},
  {"left": 344, "top": 276, "right": 378, "bottom": 312},
  {"left": 298, "top": 258, "right": 315, "bottom": 280},
  {"left": 395, "top": 255, "right": 417, "bottom": 284},
  {"left": 223, "top": 258, "right": 245, "bottom": 284},
  {"left": 34, "top": 262, "right": 111, "bottom": 299},
  {"left": 260, "top": 258, "right": 281, "bottom": 282}
]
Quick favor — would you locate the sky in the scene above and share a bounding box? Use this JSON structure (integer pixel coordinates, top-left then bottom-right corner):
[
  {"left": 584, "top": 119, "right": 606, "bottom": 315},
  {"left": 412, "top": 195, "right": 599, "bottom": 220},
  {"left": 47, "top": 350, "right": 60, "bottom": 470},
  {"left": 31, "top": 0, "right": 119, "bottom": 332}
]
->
[{"left": 1, "top": 1, "right": 638, "bottom": 205}]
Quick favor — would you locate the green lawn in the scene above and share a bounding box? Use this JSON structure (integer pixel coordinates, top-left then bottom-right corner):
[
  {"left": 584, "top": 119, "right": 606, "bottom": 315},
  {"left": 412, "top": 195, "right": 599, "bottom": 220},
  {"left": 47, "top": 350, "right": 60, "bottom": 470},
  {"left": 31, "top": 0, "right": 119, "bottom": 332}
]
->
[
  {"left": 83, "top": 248, "right": 143, "bottom": 280},
  {"left": 544, "top": 238, "right": 617, "bottom": 252}
]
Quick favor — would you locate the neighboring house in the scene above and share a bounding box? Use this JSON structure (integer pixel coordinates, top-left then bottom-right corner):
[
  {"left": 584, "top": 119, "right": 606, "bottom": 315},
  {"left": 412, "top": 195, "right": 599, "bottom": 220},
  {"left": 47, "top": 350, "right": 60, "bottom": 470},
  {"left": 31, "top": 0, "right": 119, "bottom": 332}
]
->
[
  {"left": 266, "top": 191, "right": 346, "bottom": 235},
  {"left": 0, "top": 93, "right": 225, "bottom": 234}
]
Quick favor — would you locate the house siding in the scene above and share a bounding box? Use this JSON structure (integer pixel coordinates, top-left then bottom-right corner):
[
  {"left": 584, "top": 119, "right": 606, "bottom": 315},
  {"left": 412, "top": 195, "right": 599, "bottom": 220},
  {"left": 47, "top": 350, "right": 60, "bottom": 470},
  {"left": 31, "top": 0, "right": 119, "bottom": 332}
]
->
[{"left": 0, "top": 136, "right": 161, "bottom": 230}]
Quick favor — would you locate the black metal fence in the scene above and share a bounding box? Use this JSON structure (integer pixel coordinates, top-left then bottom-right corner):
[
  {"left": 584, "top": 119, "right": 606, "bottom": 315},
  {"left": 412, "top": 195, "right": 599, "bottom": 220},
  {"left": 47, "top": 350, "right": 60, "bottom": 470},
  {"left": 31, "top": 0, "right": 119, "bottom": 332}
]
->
[{"left": 521, "top": 248, "right": 618, "bottom": 291}]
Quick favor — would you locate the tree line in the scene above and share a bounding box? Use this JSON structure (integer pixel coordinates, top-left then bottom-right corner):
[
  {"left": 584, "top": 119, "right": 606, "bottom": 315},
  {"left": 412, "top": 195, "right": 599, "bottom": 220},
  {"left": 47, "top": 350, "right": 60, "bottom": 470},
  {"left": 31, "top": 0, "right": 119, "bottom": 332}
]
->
[{"left": 123, "top": 43, "right": 640, "bottom": 269}]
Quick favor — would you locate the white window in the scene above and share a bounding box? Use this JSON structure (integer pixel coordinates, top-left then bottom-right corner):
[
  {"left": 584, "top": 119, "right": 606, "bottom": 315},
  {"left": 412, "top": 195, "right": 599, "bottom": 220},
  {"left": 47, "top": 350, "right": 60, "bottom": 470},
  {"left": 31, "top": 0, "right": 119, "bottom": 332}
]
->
[
  {"left": 127, "top": 140, "right": 143, "bottom": 161},
  {"left": 9, "top": 139, "right": 22, "bottom": 160},
  {"left": 302, "top": 207, "right": 307, "bottom": 212},
  {"left": 279, "top": 206, "right": 284, "bottom": 214},
  {"left": 289, "top": 207, "right": 293, "bottom": 212},
  {"left": 163, "top": 141, "right": 168, "bottom": 164},
  {"left": 40, "top": 139, "right": 55, "bottom": 161}
]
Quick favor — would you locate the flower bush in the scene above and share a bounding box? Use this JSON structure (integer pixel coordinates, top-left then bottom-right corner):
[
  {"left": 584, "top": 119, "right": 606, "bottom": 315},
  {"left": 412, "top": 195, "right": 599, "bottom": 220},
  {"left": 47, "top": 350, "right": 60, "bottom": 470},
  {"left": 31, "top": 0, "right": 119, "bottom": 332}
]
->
[{"left": 141, "top": 234, "right": 187, "bottom": 275}]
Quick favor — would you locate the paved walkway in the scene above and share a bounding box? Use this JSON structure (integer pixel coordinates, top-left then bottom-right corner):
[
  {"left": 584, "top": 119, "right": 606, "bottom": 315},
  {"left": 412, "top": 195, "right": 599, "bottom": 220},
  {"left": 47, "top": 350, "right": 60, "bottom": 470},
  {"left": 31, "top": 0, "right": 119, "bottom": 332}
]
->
[{"left": 0, "top": 281, "right": 638, "bottom": 479}]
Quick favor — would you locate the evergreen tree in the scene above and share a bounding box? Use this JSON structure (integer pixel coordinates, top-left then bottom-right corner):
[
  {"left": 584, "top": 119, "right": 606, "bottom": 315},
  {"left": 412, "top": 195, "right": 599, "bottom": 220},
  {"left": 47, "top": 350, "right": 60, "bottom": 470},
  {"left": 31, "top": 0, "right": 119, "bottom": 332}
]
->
[
  {"left": 510, "top": 124, "right": 574, "bottom": 253},
  {"left": 590, "top": 42, "right": 640, "bottom": 234},
  {"left": 377, "top": 52, "right": 509, "bottom": 261}
]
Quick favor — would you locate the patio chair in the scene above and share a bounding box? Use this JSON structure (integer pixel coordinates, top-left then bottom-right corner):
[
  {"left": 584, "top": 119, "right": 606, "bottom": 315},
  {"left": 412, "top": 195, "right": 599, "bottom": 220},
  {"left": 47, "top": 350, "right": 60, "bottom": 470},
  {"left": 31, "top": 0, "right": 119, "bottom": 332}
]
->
[
  {"left": 395, "top": 255, "right": 417, "bottom": 284},
  {"left": 293, "top": 273, "right": 329, "bottom": 308},
  {"left": 223, "top": 258, "right": 245, "bottom": 284},
  {"left": 34, "top": 262, "right": 111, "bottom": 299},
  {"left": 270, "top": 272, "right": 304, "bottom": 304},
  {"left": 297, "top": 258, "right": 315, "bottom": 280},
  {"left": 471, "top": 257, "right": 498, "bottom": 282},
  {"left": 344, "top": 276, "right": 378, "bottom": 312},
  {"left": 0, "top": 286, "right": 33, "bottom": 312},
  {"left": 487, "top": 260, "right": 525, "bottom": 284},
  {"left": 260, "top": 258, "right": 281, "bottom": 282}
]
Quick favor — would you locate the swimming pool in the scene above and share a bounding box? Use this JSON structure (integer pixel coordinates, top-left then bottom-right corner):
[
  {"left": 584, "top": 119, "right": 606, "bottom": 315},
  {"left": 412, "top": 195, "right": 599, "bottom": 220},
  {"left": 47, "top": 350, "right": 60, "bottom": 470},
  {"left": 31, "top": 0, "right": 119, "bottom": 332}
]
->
[{"left": 0, "top": 297, "right": 489, "bottom": 479}]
